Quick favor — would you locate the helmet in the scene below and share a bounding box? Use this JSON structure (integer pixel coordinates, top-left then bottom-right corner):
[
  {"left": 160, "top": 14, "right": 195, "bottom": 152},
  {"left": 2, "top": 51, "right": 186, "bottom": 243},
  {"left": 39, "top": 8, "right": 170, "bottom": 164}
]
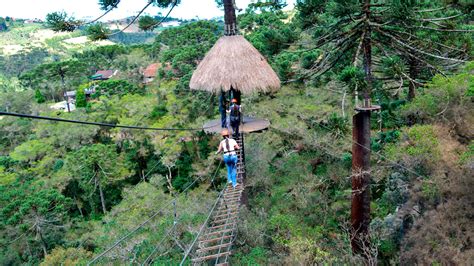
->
[
  {"left": 231, "top": 98, "right": 238, "bottom": 103},
  {"left": 221, "top": 129, "right": 230, "bottom": 137}
]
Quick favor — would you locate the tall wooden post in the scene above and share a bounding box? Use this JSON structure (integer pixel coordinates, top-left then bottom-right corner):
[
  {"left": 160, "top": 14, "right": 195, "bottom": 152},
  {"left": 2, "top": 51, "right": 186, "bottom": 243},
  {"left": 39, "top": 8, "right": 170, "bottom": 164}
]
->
[
  {"left": 351, "top": 109, "right": 372, "bottom": 255},
  {"left": 350, "top": 0, "right": 380, "bottom": 257},
  {"left": 223, "top": 0, "right": 237, "bottom": 36}
]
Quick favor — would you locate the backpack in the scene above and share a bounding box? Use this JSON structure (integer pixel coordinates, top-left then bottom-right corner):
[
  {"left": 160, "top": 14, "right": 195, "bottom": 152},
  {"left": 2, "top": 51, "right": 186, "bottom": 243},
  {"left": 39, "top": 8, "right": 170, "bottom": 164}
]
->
[{"left": 230, "top": 105, "right": 240, "bottom": 122}]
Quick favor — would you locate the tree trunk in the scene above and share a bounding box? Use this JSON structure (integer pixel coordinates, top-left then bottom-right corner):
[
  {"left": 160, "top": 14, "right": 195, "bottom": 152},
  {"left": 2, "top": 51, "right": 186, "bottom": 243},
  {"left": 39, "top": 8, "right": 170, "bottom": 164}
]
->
[
  {"left": 96, "top": 175, "right": 107, "bottom": 214},
  {"left": 351, "top": 111, "right": 372, "bottom": 256},
  {"left": 37, "top": 227, "right": 48, "bottom": 257},
  {"left": 223, "top": 0, "right": 237, "bottom": 36},
  {"left": 74, "top": 196, "right": 84, "bottom": 217},
  {"left": 60, "top": 70, "right": 71, "bottom": 112},
  {"left": 350, "top": 0, "right": 373, "bottom": 258},
  {"left": 408, "top": 57, "right": 419, "bottom": 101}
]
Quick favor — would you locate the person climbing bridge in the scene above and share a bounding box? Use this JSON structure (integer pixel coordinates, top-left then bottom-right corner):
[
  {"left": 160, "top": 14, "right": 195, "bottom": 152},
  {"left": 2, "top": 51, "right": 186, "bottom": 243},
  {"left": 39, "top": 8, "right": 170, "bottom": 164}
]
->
[
  {"left": 216, "top": 129, "right": 240, "bottom": 188},
  {"left": 228, "top": 98, "right": 241, "bottom": 137}
]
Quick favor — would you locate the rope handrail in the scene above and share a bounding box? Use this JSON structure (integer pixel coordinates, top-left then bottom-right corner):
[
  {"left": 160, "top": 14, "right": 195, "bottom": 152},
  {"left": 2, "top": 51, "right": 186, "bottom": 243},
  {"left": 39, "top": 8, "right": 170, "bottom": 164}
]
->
[
  {"left": 142, "top": 160, "right": 223, "bottom": 265},
  {"left": 180, "top": 186, "right": 227, "bottom": 265},
  {"left": 88, "top": 173, "right": 209, "bottom": 265}
]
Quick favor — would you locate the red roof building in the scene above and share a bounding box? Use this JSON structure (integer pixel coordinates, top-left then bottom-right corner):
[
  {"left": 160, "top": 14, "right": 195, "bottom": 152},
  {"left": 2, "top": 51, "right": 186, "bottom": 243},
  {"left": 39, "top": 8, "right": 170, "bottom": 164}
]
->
[{"left": 143, "top": 63, "right": 159, "bottom": 84}]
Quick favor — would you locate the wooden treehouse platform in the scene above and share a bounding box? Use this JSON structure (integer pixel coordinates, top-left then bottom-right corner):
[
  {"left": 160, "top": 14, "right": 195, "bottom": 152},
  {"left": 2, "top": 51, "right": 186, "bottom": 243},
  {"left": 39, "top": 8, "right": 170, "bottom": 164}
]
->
[
  {"left": 191, "top": 135, "right": 246, "bottom": 265},
  {"left": 203, "top": 116, "right": 270, "bottom": 134}
]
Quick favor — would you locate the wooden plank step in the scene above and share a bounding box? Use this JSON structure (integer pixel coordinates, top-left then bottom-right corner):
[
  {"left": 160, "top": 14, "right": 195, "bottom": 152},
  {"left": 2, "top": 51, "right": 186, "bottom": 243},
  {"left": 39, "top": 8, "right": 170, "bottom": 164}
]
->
[
  {"left": 215, "top": 209, "right": 239, "bottom": 216},
  {"left": 218, "top": 202, "right": 240, "bottom": 207},
  {"left": 212, "top": 211, "right": 238, "bottom": 219},
  {"left": 192, "top": 251, "right": 232, "bottom": 262},
  {"left": 224, "top": 190, "right": 243, "bottom": 195},
  {"left": 199, "top": 235, "right": 232, "bottom": 245},
  {"left": 203, "top": 228, "right": 234, "bottom": 237},
  {"left": 216, "top": 206, "right": 239, "bottom": 213},
  {"left": 196, "top": 242, "right": 232, "bottom": 253},
  {"left": 217, "top": 205, "right": 240, "bottom": 211},
  {"left": 211, "top": 216, "right": 237, "bottom": 225},
  {"left": 208, "top": 222, "right": 236, "bottom": 230}
]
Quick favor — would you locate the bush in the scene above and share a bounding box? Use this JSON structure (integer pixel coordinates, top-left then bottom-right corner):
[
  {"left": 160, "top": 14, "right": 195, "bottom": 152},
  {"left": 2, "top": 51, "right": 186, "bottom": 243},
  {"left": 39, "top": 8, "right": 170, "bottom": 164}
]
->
[
  {"left": 95, "top": 80, "right": 143, "bottom": 97},
  {"left": 75, "top": 88, "right": 87, "bottom": 108},
  {"left": 34, "top": 89, "right": 45, "bottom": 103},
  {"left": 385, "top": 125, "right": 440, "bottom": 174},
  {"left": 401, "top": 62, "right": 474, "bottom": 136}
]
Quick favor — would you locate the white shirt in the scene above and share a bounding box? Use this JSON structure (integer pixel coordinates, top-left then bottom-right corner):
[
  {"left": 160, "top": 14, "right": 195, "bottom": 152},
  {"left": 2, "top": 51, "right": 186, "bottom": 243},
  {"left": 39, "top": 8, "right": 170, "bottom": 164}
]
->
[{"left": 220, "top": 138, "right": 238, "bottom": 155}]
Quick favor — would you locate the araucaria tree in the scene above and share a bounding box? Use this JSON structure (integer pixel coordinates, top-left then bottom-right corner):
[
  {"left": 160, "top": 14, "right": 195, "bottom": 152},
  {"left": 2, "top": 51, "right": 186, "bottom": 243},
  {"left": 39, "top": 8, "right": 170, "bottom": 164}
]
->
[
  {"left": 295, "top": 0, "right": 472, "bottom": 258},
  {"left": 66, "top": 144, "right": 130, "bottom": 215}
]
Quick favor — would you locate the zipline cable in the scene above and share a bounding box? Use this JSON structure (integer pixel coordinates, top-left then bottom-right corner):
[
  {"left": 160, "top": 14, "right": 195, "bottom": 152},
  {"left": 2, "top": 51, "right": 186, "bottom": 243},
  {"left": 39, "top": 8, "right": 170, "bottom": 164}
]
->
[{"left": 0, "top": 111, "right": 218, "bottom": 132}]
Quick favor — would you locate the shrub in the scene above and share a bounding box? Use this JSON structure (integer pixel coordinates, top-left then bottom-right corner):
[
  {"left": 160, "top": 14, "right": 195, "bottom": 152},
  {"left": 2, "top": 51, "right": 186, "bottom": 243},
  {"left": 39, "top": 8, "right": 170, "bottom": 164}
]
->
[
  {"left": 385, "top": 125, "right": 440, "bottom": 174},
  {"left": 75, "top": 88, "right": 87, "bottom": 108},
  {"left": 34, "top": 89, "right": 45, "bottom": 103}
]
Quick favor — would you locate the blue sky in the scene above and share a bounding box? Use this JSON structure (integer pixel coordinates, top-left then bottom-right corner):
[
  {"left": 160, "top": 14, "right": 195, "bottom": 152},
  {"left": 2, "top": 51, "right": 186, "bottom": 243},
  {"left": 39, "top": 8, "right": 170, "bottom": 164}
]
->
[{"left": 0, "top": 0, "right": 296, "bottom": 20}]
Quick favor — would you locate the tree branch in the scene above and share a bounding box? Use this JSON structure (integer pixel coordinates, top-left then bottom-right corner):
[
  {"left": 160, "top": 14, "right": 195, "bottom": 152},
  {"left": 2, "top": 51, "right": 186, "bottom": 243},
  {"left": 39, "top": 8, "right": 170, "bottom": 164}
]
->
[
  {"left": 376, "top": 29, "right": 466, "bottom": 62},
  {"left": 107, "top": 0, "right": 155, "bottom": 36},
  {"left": 419, "top": 14, "right": 462, "bottom": 22}
]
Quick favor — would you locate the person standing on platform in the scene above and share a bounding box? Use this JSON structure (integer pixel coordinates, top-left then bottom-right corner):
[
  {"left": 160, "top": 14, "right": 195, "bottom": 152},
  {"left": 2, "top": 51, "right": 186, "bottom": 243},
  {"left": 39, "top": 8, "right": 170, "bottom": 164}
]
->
[
  {"left": 219, "top": 93, "right": 227, "bottom": 128},
  {"left": 216, "top": 129, "right": 240, "bottom": 188},
  {"left": 228, "top": 98, "right": 241, "bottom": 138}
]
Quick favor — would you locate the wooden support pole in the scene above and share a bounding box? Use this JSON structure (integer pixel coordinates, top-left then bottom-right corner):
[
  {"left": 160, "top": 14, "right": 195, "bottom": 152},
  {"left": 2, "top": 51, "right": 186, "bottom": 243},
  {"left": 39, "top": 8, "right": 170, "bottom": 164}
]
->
[
  {"left": 351, "top": 110, "right": 371, "bottom": 256},
  {"left": 223, "top": 0, "right": 237, "bottom": 36}
]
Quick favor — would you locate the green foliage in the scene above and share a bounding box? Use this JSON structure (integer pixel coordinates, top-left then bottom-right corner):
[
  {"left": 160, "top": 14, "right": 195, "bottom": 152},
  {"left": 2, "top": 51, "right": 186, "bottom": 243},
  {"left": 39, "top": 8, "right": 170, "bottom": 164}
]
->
[
  {"left": 0, "top": 182, "right": 72, "bottom": 262},
  {"left": 157, "top": 20, "right": 220, "bottom": 79},
  {"left": 385, "top": 125, "right": 440, "bottom": 173},
  {"left": 239, "top": 9, "right": 299, "bottom": 57},
  {"left": 41, "top": 247, "right": 92, "bottom": 265},
  {"left": 75, "top": 88, "right": 87, "bottom": 108},
  {"left": 45, "top": 12, "right": 79, "bottom": 32},
  {"left": 10, "top": 139, "right": 52, "bottom": 162},
  {"left": 402, "top": 62, "right": 474, "bottom": 124},
  {"left": 99, "top": 0, "right": 121, "bottom": 10},
  {"left": 459, "top": 140, "right": 474, "bottom": 165},
  {"left": 86, "top": 23, "right": 110, "bottom": 41},
  {"left": 272, "top": 51, "right": 299, "bottom": 80},
  {"left": 150, "top": 103, "right": 168, "bottom": 119},
  {"left": 0, "top": 17, "right": 8, "bottom": 31},
  {"left": 0, "top": 47, "right": 50, "bottom": 77},
  {"left": 138, "top": 15, "right": 158, "bottom": 31},
  {"left": 20, "top": 59, "right": 88, "bottom": 101},
  {"left": 95, "top": 79, "right": 143, "bottom": 97},
  {"left": 65, "top": 144, "right": 131, "bottom": 215},
  {"left": 34, "top": 89, "right": 46, "bottom": 103},
  {"left": 338, "top": 66, "right": 366, "bottom": 93}
]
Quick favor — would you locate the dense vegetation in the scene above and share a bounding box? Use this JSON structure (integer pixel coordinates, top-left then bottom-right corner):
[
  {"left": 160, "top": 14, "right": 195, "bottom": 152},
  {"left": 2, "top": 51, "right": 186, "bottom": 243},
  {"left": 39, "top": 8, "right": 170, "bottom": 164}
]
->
[{"left": 0, "top": 0, "right": 473, "bottom": 264}]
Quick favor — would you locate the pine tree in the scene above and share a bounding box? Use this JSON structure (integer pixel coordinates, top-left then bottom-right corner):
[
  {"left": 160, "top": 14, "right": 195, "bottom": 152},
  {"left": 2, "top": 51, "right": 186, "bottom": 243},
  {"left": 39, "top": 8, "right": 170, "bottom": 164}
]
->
[{"left": 295, "top": 0, "right": 472, "bottom": 257}]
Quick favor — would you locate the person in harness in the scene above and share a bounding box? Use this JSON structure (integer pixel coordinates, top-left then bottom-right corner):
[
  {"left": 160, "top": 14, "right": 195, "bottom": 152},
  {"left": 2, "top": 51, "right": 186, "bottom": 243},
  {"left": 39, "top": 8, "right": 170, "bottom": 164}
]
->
[
  {"left": 216, "top": 129, "right": 240, "bottom": 188},
  {"left": 227, "top": 98, "right": 241, "bottom": 138}
]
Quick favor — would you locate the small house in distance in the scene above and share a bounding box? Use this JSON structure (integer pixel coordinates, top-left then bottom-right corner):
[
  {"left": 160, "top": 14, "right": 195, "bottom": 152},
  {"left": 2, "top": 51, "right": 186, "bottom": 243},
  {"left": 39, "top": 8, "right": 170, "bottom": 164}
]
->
[
  {"left": 143, "top": 63, "right": 159, "bottom": 84},
  {"left": 64, "top": 87, "right": 96, "bottom": 104},
  {"left": 90, "top": 70, "right": 118, "bottom": 81}
]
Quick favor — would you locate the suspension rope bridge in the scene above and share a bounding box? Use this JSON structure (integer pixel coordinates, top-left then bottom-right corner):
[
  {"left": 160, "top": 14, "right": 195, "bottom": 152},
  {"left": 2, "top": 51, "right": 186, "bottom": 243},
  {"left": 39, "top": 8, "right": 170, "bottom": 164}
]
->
[{"left": 1, "top": 111, "right": 430, "bottom": 264}]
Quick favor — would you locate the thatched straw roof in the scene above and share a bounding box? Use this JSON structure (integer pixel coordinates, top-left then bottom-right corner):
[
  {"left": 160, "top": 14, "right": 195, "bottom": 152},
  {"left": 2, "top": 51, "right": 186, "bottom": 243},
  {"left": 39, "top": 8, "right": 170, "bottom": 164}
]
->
[{"left": 190, "top": 35, "right": 281, "bottom": 94}]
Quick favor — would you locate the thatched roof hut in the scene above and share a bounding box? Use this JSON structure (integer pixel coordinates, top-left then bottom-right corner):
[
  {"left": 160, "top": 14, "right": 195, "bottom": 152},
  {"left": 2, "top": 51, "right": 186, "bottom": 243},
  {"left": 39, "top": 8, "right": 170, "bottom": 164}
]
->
[{"left": 190, "top": 35, "right": 281, "bottom": 94}]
